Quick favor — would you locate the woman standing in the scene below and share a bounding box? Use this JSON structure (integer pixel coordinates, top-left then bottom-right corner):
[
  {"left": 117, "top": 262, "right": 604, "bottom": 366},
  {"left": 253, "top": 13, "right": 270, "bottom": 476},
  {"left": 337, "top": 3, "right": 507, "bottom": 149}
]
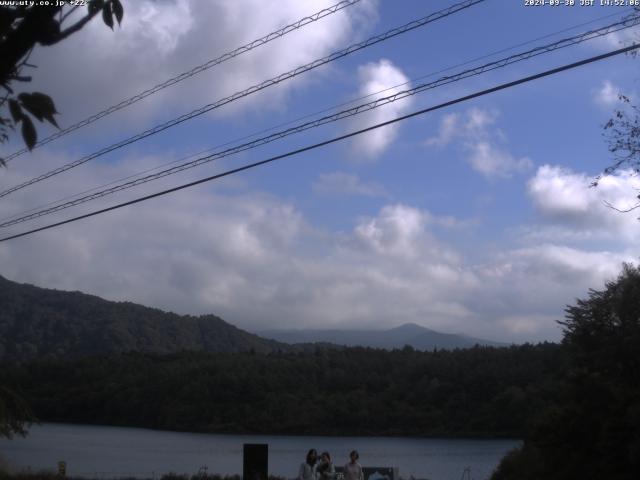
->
[
  {"left": 343, "top": 450, "right": 363, "bottom": 480},
  {"left": 299, "top": 449, "right": 318, "bottom": 480}
]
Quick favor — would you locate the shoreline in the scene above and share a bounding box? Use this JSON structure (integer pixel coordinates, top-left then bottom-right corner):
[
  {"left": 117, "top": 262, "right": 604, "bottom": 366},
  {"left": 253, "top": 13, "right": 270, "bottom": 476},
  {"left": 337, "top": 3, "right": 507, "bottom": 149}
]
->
[
  {"left": 1, "top": 423, "right": 518, "bottom": 480},
  {"left": 19, "top": 421, "right": 523, "bottom": 442}
]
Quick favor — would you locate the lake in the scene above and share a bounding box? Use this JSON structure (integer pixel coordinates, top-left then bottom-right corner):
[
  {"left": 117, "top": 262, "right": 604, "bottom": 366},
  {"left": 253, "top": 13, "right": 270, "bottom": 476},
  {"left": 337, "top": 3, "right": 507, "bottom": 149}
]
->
[{"left": 0, "top": 423, "right": 519, "bottom": 480}]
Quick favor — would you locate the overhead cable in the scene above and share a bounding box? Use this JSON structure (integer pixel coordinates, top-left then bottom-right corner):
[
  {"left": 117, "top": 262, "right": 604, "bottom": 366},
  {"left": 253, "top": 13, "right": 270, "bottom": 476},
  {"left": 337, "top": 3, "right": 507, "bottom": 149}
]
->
[
  {"left": 1, "top": 42, "right": 637, "bottom": 243},
  {"left": 0, "top": 0, "right": 485, "bottom": 198},
  {"left": 2, "top": 14, "right": 637, "bottom": 228},
  {"left": 2, "top": 0, "right": 363, "bottom": 162},
  {"left": 2, "top": 5, "right": 628, "bottom": 226}
]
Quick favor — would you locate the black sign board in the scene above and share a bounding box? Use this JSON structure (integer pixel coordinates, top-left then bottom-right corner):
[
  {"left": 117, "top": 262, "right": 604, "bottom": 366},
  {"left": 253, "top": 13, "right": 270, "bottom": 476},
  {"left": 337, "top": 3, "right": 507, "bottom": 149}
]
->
[{"left": 243, "top": 443, "right": 268, "bottom": 480}]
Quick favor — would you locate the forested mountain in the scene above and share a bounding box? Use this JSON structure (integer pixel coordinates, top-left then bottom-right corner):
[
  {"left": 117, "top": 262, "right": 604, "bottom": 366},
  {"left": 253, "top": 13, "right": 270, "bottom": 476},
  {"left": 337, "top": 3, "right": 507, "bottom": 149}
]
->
[
  {"left": 0, "top": 275, "right": 287, "bottom": 363},
  {"left": 0, "top": 275, "right": 506, "bottom": 364},
  {"left": 259, "top": 322, "right": 505, "bottom": 350},
  {"left": 1, "top": 343, "right": 565, "bottom": 438}
]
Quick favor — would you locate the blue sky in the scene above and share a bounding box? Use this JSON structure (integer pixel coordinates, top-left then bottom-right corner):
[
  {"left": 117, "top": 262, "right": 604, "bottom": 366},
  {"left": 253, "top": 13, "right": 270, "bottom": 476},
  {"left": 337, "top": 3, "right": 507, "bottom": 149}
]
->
[{"left": 1, "top": 0, "right": 639, "bottom": 342}]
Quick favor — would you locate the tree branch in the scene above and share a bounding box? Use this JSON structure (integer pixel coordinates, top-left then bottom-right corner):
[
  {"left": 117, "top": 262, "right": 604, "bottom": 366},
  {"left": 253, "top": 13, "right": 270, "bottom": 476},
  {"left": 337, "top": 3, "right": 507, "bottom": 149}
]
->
[
  {"left": 603, "top": 199, "right": 640, "bottom": 213},
  {"left": 53, "top": 8, "right": 101, "bottom": 43},
  {"left": 0, "top": 6, "right": 61, "bottom": 82}
]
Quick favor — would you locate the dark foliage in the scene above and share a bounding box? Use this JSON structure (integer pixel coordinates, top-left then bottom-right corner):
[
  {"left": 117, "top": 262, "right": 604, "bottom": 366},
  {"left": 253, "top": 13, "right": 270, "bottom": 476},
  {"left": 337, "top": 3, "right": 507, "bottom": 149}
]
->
[
  {"left": 0, "top": 342, "right": 564, "bottom": 438},
  {"left": 0, "top": 472, "right": 285, "bottom": 480},
  {"left": 491, "top": 264, "right": 640, "bottom": 480},
  {"left": 0, "top": 385, "right": 35, "bottom": 439},
  {"left": 0, "top": 1, "right": 123, "bottom": 163}
]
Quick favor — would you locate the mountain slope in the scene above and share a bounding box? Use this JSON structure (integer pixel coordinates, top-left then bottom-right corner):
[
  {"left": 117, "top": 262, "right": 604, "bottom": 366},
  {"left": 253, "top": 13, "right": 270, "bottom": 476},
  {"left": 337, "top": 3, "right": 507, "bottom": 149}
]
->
[
  {"left": 259, "top": 322, "right": 505, "bottom": 350},
  {"left": 0, "top": 275, "right": 287, "bottom": 363}
]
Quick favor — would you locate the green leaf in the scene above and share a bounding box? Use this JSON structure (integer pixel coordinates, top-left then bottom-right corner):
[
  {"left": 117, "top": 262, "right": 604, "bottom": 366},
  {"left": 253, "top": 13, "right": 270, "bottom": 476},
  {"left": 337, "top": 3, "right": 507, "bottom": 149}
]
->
[
  {"left": 8, "top": 99, "right": 23, "bottom": 123},
  {"left": 102, "top": 1, "right": 114, "bottom": 30},
  {"left": 112, "top": 0, "right": 123, "bottom": 25},
  {"left": 21, "top": 115, "right": 37, "bottom": 150}
]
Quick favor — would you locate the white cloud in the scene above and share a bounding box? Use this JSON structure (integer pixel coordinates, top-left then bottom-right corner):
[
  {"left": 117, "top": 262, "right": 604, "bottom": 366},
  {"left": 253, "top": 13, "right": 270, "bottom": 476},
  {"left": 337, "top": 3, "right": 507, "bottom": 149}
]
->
[
  {"left": 16, "top": 0, "right": 377, "bottom": 145},
  {"left": 354, "top": 204, "right": 435, "bottom": 258},
  {"left": 470, "top": 243, "right": 635, "bottom": 338},
  {"left": 527, "top": 165, "right": 640, "bottom": 241},
  {"left": 593, "top": 80, "right": 621, "bottom": 107},
  {"left": 425, "top": 108, "right": 532, "bottom": 178},
  {"left": 1, "top": 196, "right": 473, "bottom": 334},
  {"left": 425, "top": 108, "right": 496, "bottom": 147},
  {"left": 348, "top": 59, "right": 413, "bottom": 159},
  {"left": 313, "top": 172, "right": 388, "bottom": 197},
  {"left": 467, "top": 142, "right": 532, "bottom": 179},
  {"left": 601, "top": 23, "right": 640, "bottom": 50},
  {"left": 466, "top": 108, "right": 496, "bottom": 136},
  {"left": 424, "top": 113, "right": 459, "bottom": 147}
]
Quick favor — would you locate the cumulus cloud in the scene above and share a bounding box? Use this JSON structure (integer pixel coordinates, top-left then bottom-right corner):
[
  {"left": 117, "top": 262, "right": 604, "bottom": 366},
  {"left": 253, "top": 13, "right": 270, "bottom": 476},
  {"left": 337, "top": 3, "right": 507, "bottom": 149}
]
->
[
  {"left": 348, "top": 59, "right": 413, "bottom": 159},
  {"left": 2, "top": 196, "right": 472, "bottom": 335},
  {"left": 471, "top": 243, "right": 636, "bottom": 338},
  {"left": 354, "top": 204, "right": 436, "bottom": 258},
  {"left": 425, "top": 108, "right": 532, "bottom": 178},
  {"left": 527, "top": 164, "right": 640, "bottom": 241},
  {"left": 313, "top": 172, "right": 387, "bottom": 197},
  {"left": 16, "top": 0, "right": 377, "bottom": 146}
]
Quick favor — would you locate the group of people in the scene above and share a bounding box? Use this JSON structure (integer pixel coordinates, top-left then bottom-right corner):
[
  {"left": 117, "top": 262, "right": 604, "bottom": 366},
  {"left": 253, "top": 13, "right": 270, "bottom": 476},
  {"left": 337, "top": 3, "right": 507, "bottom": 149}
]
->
[{"left": 298, "top": 449, "right": 363, "bottom": 480}]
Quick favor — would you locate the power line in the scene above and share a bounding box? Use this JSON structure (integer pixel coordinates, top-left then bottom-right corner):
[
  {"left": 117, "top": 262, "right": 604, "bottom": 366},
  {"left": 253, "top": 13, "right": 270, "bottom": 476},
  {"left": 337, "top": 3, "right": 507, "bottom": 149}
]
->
[
  {"left": 0, "top": 0, "right": 485, "bottom": 199},
  {"left": 4, "top": 6, "right": 629, "bottom": 225},
  {"left": 2, "top": 6, "right": 628, "bottom": 226},
  {"left": 2, "top": 0, "right": 363, "bottom": 162},
  {"left": 1, "top": 42, "right": 637, "bottom": 244},
  {"left": 2, "top": 14, "right": 637, "bottom": 228}
]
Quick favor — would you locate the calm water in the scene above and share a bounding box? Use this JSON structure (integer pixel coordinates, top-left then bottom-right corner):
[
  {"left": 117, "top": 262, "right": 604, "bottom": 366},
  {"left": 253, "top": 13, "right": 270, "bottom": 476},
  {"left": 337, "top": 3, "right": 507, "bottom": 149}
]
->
[{"left": 0, "top": 423, "right": 519, "bottom": 480}]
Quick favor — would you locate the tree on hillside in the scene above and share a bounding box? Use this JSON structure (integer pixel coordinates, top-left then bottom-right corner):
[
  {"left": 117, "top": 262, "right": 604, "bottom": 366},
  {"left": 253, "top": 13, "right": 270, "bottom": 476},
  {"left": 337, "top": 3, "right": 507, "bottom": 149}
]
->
[
  {"left": 0, "top": 0, "right": 123, "bottom": 165},
  {"left": 0, "top": 386, "right": 35, "bottom": 439},
  {"left": 492, "top": 264, "right": 640, "bottom": 480}
]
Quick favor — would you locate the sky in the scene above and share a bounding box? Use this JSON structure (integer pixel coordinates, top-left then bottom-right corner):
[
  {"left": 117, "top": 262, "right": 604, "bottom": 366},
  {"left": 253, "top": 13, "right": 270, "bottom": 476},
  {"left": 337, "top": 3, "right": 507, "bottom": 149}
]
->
[{"left": 1, "top": 0, "right": 639, "bottom": 343}]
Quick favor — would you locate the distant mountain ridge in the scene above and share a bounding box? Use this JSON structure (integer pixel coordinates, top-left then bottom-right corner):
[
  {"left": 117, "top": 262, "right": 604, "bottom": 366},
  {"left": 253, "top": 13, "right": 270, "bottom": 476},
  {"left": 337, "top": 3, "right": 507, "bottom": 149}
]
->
[
  {"left": 0, "top": 275, "right": 288, "bottom": 363},
  {"left": 259, "top": 322, "right": 506, "bottom": 350}
]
